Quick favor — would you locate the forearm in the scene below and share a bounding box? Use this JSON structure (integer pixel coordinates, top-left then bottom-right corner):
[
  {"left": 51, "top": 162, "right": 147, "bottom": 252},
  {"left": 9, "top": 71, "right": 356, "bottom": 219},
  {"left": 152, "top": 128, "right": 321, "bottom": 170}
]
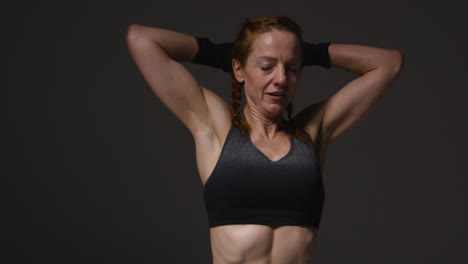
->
[
  {"left": 328, "top": 44, "right": 404, "bottom": 75},
  {"left": 126, "top": 24, "right": 198, "bottom": 62}
]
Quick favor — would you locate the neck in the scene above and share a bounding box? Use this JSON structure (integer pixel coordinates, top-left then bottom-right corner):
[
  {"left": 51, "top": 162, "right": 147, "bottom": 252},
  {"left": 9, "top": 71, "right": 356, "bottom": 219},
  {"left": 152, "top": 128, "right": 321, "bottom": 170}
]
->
[{"left": 243, "top": 104, "right": 286, "bottom": 140}]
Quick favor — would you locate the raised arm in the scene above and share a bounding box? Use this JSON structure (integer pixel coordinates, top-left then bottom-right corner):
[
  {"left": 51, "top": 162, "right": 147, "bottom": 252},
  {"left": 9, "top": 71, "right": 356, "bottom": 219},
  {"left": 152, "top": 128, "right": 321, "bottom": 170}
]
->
[
  {"left": 126, "top": 24, "right": 222, "bottom": 138},
  {"left": 309, "top": 44, "right": 404, "bottom": 145}
]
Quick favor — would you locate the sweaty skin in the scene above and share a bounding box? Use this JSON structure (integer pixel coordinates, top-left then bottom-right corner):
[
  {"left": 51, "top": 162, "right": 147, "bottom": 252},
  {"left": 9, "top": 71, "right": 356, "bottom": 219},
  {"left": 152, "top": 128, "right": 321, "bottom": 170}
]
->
[
  {"left": 200, "top": 30, "right": 322, "bottom": 264},
  {"left": 201, "top": 122, "right": 322, "bottom": 264},
  {"left": 209, "top": 224, "right": 317, "bottom": 264},
  {"left": 127, "top": 22, "right": 403, "bottom": 264}
]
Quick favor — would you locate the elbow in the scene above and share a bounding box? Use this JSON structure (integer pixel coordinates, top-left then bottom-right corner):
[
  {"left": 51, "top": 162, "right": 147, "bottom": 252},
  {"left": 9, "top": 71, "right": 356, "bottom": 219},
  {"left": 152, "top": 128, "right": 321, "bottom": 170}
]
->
[
  {"left": 125, "top": 24, "right": 158, "bottom": 58},
  {"left": 126, "top": 24, "right": 144, "bottom": 42},
  {"left": 389, "top": 50, "right": 404, "bottom": 76},
  {"left": 125, "top": 24, "right": 158, "bottom": 52},
  {"left": 126, "top": 24, "right": 162, "bottom": 48}
]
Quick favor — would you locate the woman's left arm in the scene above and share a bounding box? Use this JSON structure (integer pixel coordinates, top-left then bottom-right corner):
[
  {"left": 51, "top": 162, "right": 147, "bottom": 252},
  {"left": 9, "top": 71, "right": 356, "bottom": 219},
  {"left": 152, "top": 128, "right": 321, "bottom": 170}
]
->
[{"left": 321, "top": 44, "right": 404, "bottom": 144}]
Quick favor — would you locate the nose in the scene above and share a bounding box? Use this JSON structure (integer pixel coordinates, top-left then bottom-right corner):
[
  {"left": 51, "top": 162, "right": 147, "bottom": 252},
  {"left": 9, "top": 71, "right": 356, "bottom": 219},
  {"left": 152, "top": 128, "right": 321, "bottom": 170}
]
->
[{"left": 274, "top": 65, "right": 287, "bottom": 87}]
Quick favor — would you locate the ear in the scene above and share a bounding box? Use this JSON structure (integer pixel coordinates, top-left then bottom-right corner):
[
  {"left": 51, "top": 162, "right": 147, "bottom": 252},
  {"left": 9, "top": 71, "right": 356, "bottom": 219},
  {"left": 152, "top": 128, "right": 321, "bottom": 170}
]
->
[{"left": 232, "top": 59, "right": 245, "bottom": 83}]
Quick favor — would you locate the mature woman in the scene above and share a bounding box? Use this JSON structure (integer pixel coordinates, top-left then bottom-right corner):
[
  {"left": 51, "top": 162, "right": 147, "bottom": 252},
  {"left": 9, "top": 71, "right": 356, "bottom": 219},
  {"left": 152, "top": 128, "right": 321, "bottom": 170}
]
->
[{"left": 126, "top": 16, "right": 403, "bottom": 264}]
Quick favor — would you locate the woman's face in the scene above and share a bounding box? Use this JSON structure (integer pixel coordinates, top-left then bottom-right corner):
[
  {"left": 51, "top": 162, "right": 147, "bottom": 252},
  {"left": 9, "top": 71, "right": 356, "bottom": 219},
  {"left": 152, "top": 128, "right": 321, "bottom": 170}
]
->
[{"left": 233, "top": 29, "right": 301, "bottom": 119}]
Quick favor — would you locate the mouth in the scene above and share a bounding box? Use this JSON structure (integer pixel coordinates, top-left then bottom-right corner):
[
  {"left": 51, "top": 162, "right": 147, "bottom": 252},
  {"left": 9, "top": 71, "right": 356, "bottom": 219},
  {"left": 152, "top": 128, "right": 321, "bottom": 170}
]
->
[{"left": 266, "top": 92, "right": 287, "bottom": 100}]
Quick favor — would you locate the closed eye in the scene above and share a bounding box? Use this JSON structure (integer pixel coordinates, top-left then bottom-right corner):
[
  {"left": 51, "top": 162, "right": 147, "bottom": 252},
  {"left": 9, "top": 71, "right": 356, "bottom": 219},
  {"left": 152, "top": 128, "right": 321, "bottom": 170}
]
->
[{"left": 261, "top": 66, "right": 298, "bottom": 73}]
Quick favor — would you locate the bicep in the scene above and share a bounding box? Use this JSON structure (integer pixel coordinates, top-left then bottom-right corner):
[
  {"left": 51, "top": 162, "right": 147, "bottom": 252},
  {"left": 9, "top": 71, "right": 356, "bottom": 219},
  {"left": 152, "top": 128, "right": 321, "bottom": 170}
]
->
[
  {"left": 127, "top": 32, "right": 214, "bottom": 136},
  {"left": 322, "top": 56, "right": 403, "bottom": 144}
]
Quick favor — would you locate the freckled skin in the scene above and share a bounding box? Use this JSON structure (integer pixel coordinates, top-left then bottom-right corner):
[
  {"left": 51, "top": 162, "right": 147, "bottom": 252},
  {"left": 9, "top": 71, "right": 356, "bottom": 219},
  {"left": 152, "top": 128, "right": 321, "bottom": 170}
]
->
[
  {"left": 128, "top": 21, "right": 402, "bottom": 264},
  {"left": 211, "top": 30, "right": 318, "bottom": 264},
  {"left": 234, "top": 29, "right": 302, "bottom": 127}
]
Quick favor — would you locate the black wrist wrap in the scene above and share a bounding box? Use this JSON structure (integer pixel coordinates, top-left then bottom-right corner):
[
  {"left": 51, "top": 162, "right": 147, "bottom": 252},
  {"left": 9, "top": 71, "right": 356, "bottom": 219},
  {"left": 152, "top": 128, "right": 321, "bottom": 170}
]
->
[
  {"left": 302, "top": 42, "right": 331, "bottom": 69},
  {"left": 192, "top": 37, "right": 233, "bottom": 72},
  {"left": 193, "top": 37, "right": 330, "bottom": 72}
]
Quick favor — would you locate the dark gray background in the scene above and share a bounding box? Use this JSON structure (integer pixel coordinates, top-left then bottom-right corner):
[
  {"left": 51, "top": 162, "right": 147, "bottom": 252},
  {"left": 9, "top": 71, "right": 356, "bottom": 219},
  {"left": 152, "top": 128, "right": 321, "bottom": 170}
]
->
[{"left": 4, "top": 0, "right": 467, "bottom": 263}]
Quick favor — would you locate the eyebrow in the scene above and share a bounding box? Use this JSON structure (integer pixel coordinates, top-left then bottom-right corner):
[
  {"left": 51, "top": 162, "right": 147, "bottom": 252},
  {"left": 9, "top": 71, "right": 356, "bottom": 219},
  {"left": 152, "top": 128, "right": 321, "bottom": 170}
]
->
[{"left": 255, "top": 56, "right": 300, "bottom": 63}]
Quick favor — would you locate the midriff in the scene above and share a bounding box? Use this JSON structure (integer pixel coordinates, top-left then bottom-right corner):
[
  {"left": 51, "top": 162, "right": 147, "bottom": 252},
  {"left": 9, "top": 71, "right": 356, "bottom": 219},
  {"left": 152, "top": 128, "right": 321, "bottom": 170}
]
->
[{"left": 209, "top": 224, "right": 318, "bottom": 264}]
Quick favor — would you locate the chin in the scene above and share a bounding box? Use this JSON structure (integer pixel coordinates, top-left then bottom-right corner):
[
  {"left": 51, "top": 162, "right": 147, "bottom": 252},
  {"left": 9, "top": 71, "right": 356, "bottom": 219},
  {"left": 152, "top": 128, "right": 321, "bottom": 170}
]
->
[{"left": 265, "top": 104, "right": 286, "bottom": 117}]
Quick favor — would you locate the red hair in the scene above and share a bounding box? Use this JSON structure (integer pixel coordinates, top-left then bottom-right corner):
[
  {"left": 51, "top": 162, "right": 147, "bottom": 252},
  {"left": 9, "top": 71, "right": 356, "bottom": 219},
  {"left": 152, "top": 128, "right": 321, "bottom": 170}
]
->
[{"left": 229, "top": 16, "right": 310, "bottom": 142}]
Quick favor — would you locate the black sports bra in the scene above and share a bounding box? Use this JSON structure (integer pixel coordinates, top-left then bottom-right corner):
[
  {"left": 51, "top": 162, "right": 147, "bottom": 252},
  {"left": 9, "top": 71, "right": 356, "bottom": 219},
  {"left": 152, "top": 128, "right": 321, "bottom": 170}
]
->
[{"left": 203, "top": 109, "right": 325, "bottom": 228}]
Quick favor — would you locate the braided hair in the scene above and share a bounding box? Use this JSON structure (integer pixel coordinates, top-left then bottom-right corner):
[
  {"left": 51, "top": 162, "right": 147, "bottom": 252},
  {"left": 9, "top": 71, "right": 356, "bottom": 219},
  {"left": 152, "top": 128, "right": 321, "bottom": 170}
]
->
[{"left": 230, "top": 16, "right": 310, "bottom": 142}]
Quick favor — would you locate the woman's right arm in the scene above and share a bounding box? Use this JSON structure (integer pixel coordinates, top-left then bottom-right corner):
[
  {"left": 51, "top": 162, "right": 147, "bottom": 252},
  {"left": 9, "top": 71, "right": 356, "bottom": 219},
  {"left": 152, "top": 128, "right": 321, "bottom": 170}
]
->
[{"left": 126, "top": 24, "right": 219, "bottom": 138}]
